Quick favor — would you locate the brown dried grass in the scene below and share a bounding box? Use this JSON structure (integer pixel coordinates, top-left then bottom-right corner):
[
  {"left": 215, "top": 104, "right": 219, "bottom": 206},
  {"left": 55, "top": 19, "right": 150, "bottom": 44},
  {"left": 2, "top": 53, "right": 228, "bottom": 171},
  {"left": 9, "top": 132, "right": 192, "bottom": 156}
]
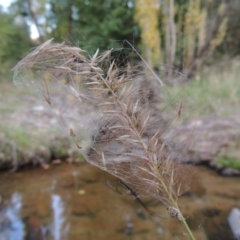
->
[{"left": 13, "top": 39, "right": 195, "bottom": 239}]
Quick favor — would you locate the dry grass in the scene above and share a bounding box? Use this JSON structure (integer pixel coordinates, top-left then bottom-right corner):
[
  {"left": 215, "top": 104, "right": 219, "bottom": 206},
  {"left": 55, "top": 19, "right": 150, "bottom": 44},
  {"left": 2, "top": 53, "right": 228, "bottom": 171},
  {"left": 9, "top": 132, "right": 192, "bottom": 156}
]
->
[
  {"left": 13, "top": 39, "right": 195, "bottom": 239},
  {"left": 167, "top": 58, "right": 240, "bottom": 119}
]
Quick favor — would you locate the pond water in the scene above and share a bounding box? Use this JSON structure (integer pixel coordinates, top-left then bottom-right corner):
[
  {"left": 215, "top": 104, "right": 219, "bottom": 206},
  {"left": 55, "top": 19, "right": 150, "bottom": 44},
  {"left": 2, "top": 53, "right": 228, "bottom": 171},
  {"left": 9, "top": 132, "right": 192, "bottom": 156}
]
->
[{"left": 0, "top": 163, "right": 239, "bottom": 240}]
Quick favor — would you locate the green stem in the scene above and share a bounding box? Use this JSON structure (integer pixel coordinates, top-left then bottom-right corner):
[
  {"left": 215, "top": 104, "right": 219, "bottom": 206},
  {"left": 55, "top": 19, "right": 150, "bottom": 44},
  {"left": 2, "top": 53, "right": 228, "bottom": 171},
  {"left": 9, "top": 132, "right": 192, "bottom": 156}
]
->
[
  {"left": 156, "top": 172, "right": 196, "bottom": 240},
  {"left": 181, "top": 216, "right": 196, "bottom": 240}
]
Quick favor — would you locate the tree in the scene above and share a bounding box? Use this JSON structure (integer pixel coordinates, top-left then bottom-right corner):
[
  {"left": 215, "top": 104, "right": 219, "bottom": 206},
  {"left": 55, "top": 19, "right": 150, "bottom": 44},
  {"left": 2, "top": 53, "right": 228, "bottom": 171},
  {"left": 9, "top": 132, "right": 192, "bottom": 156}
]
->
[
  {"left": 0, "top": 7, "right": 32, "bottom": 78},
  {"left": 13, "top": 0, "right": 139, "bottom": 52},
  {"left": 134, "top": 0, "right": 229, "bottom": 79},
  {"left": 68, "top": 0, "right": 139, "bottom": 51},
  {"left": 135, "top": 0, "right": 161, "bottom": 67},
  {"left": 11, "top": 0, "right": 46, "bottom": 42},
  {"left": 222, "top": 0, "right": 240, "bottom": 56}
]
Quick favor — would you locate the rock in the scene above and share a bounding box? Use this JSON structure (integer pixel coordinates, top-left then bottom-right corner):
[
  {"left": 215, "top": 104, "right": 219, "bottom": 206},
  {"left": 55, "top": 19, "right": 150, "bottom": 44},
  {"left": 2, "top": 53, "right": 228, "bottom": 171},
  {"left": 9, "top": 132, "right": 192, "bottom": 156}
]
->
[
  {"left": 52, "top": 159, "right": 62, "bottom": 165},
  {"left": 41, "top": 163, "right": 51, "bottom": 170},
  {"left": 221, "top": 168, "right": 240, "bottom": 176},
  {"left": 169, "top": 117, "right": 240, "bottom": 175},
  {"left": 27, "top": 216, "right": 46, "bottom": 240}
]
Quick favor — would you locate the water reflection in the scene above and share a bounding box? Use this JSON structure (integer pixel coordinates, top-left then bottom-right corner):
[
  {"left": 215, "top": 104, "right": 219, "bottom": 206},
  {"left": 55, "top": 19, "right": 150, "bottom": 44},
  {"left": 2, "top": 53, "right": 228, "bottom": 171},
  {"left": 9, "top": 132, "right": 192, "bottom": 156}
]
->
[
  {"left": 0, "top": 164, "right": 239, "bottom": 240},
  {"left": 0, "top": 192, "right": 25, "bottom": 240},
  {"left": 51, "top": 194, "right": 69, "bottom": 240},
  {"left": 228, "top": 208, "right": 240, "bottom": 239},
  {"left": 0, "top": 193, "right": 70, "bottom": 240}
]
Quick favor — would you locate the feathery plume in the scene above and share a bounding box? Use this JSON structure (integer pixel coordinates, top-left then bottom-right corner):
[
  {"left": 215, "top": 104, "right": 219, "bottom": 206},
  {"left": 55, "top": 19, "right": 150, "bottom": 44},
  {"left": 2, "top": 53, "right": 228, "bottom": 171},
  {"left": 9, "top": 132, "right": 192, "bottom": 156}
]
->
[{"left": 13, "top": 40, "right": 195, "bottom": 239}]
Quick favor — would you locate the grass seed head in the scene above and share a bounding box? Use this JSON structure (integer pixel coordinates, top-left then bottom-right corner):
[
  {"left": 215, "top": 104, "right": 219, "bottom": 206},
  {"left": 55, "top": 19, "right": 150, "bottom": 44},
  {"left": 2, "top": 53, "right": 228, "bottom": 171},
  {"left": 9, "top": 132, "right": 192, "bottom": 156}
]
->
[{"left": 13, "top": 39, "right": 193, "bottom": 215}]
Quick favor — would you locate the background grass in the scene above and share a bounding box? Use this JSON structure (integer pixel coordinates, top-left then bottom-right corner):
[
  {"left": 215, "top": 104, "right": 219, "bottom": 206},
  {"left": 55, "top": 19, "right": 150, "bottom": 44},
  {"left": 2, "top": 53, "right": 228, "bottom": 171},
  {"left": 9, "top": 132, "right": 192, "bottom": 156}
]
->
[
  {"left": 1, "top": 58, "right": 240, "bottom": 169},
  {"left": 166, "top": 58, "right": 240, "bottom": 120},
  {"left": 0, "top": 82, "right": 85, "bottom": 168}
]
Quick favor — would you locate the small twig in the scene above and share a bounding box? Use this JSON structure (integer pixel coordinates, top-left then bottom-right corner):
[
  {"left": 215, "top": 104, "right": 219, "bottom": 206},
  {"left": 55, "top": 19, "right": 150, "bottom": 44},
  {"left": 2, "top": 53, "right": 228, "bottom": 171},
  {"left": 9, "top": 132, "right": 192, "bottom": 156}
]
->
[{"left": 119, "top": 179, "right": 165, "bottom": 219}]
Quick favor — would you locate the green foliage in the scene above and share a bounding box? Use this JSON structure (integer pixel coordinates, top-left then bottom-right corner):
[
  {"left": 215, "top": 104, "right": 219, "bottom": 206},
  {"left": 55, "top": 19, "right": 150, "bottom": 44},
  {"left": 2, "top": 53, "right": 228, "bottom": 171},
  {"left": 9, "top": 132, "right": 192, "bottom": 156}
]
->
[
  {"left": 39, "top": 0, "right": 139, "bottom": 52},
  {"left": 166, "top": 58, "right": 240, "bottom": 118},
  {"left": 0, "top": 7, "right": 32, "bottom": 79},
  {"left": 1, "top": 0, "right": 240, "bottom": 80},
  {"left": 11, "top": 0, "right": 139, "bottom": 53},
  {"left": 0, "top": 123, "right": 40, "bottom": 152},
  {"left": 50, "top": 138, "right": 70, "bottom": 159},
  {"left": 217, "top": 156, "right": 240, "bottom": 171}
]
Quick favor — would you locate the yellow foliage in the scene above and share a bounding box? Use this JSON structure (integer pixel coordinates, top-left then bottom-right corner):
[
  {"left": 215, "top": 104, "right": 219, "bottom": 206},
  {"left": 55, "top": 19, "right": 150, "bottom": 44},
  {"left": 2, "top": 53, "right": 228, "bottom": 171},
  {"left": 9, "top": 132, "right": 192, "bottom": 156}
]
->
[
  {"left": 198, "top": 10, "right": 207, "bottom": 54},
  {"left": 210, "top": 4, "right": 228, "bottom": 50},
  {"left": 164, "top": 0, "right": 177, "bottom": 68},
  {"left": 134, "top": 0, "right": 228, "bottom": 76},
  {"left": 210, "top": 18, "right": 228, "bottom": 50},
  {"left": 135, "top": 0, "right": 161, "bottom": 66},
  {"left": 184, "top": 0, "right": 203, "bottom": 68},
  {"left": 218, "top": 3, "right": 226, "bottom": 16}
]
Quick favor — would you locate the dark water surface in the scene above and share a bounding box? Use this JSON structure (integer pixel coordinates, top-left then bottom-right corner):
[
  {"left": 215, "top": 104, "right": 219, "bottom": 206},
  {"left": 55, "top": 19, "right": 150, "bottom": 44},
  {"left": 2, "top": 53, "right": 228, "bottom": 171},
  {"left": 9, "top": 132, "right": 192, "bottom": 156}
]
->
[{"left": 0, "top": 163, "right": 239, "bottom": 240}]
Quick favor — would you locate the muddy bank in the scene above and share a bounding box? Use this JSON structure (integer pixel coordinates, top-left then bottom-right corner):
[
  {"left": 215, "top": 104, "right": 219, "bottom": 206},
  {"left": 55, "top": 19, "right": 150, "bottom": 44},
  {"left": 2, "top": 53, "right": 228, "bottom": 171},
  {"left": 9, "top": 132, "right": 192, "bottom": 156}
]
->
[
  {"left": 1, "top": 84, "right": 240, "bottom": 175},
  {"left": 170, "top": 116, "right": 240, "bottom": 176},
  {"left": 0, "top": 133, "right": 82, "bottom": 171},
  {"left": 0, "top": 84, "right": 83, "bottom": 171}
]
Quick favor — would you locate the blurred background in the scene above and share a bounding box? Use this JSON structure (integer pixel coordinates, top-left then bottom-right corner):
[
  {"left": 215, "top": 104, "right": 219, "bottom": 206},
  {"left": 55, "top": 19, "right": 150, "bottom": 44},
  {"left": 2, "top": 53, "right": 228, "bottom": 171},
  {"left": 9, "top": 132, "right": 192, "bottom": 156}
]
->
[
  {"left": 0, "top": 0, "right": 240, "bottom": 240},
  {"left": 0, "top": 0, "right": 240, "bottom": 79}
]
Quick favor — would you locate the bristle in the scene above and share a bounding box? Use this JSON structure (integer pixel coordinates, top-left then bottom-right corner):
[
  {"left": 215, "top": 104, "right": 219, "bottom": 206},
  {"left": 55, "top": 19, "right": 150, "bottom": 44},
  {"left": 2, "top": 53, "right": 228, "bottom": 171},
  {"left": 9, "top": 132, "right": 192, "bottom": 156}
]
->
[{"left": 13, "top": 40, "right": 195, "bottom": 238}]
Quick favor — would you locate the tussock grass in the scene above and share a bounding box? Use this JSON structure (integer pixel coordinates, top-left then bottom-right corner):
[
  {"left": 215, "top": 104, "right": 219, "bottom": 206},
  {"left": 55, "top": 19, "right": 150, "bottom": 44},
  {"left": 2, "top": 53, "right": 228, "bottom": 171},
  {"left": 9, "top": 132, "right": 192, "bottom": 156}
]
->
[
  {"left": 0, "top": 85, "right": 42, "bottom": 164},
  {"left": 13, "top": 39, "right": 196, "bottom": 239},
  {"left": 0, "top": 124, "right": 40, "bottom": 150},
  {"left": 0, "top": 83, "right": 84, "bottom": 169},
  {"left": 167, "top": 58, "right": 240, "bottom": 119},
  {"left": 218, "top": 155, "right": 240, "bottom": 170}
]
